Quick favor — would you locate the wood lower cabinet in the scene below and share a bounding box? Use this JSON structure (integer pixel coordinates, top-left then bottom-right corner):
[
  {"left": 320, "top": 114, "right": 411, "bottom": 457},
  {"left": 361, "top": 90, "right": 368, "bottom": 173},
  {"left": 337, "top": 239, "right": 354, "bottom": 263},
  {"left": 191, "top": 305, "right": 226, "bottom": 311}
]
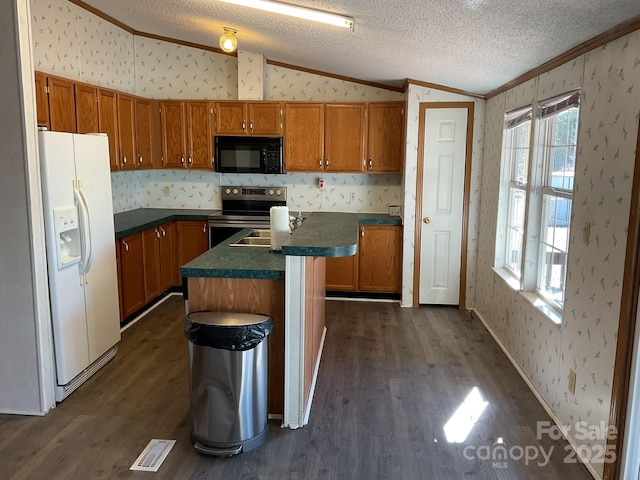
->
[
  {"left": 158, "top": 222, "right": 177, "bottom": 291},
  {"left": 326, "top": 224, "right": 402, "bottom": 293},
  {"left": 358, "top": 225, "right": 402, "bottom": 292},
  {"left": 142, "top": 228, "right": 162, "bottom": 303},
  {"left": 176, "top": 221, "right": 209, "bottom": 283},
  {"left": 119, "top": 232, "right": 146, "bottom": 320}
]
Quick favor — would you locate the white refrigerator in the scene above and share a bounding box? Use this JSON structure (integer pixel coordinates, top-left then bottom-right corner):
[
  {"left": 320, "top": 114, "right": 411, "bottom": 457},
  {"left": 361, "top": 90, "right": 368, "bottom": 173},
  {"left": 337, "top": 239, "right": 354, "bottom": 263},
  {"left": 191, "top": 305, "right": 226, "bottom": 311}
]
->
[{"left": 38, "top": 130, "right": 121, "bottom": 402}]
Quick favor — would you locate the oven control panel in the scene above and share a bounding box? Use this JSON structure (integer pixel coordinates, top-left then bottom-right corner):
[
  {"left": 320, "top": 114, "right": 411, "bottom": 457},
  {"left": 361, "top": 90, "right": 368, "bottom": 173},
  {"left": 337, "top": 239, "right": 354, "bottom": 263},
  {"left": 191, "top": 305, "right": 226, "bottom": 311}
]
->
[{"left": 221, "top": 186, "right": 287, "bottom": 201}]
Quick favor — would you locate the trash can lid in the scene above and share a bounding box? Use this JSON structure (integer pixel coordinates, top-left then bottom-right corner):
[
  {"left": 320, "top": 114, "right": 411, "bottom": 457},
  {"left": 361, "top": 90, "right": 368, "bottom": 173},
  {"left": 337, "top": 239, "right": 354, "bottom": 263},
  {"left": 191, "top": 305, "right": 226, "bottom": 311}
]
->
[{"left": 187, "top": 311, "right": 272, "bottom": 327}]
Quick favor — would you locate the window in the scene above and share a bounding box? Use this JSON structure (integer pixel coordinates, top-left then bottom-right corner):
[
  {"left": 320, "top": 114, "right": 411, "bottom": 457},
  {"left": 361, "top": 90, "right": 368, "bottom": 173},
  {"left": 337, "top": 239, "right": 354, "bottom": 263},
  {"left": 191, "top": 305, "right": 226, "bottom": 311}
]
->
[
  {"left": 536, "top": 92, "right": 579, "bottom": 309},
  {"left": 497, "top": 91, "right": 580, "bottom": 317},
  {"left": 503, "top": 107, "right": 532, "bottom": 278}
]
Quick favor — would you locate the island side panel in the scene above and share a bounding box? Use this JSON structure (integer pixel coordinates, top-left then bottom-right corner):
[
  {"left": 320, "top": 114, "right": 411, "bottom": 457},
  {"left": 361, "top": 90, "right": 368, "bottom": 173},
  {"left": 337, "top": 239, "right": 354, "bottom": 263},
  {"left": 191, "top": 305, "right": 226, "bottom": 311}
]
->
[
  {"left": 303, "top": 256, "right": 326, "bottom": 410},
  {"left": 187, "top": 277, "right": 285, "bottom": 417}
]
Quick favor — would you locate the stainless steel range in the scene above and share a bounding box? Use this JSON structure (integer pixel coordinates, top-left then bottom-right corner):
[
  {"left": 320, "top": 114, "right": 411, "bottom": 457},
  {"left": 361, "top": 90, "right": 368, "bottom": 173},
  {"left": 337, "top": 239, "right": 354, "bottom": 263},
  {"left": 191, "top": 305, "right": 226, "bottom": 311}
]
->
[{"left": 208, "top": 186, "right": 287, "bottom": 247}]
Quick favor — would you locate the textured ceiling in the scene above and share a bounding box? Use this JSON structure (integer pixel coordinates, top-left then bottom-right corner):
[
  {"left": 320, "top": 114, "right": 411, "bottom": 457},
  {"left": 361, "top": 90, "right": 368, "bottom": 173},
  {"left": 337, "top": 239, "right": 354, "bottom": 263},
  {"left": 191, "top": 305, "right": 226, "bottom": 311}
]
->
[{"left": 79, "top": 0, "right": 640, "bottom": 95}]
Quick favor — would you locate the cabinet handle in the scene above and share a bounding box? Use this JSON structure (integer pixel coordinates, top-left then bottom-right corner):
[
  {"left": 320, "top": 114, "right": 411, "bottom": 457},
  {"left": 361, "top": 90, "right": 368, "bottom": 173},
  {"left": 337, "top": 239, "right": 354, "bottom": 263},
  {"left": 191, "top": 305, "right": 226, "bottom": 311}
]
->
[
  {"left": 121, "top": 156, "right": 127, "bottom": 169},
  {"left": 160, "top": 226, "right": 166, "bottom": 237},
  {"left": 360, "top": 228, "right": 364, "bottom": 237},
  {"left": 242, "top": 120, "right": 246, "bottom": 132},
  {"left": 202, "top": 224, "right": 207, "bottom": 234},
  {"left": 138, "top": 154, "right": 143, "bottom": 165},
  {"left": 188, "top": 156, "right": 193, "bottom": 167},
  {"left": 155, "top": 228, "right": 161, "bottom": 239},
  {"left": 180, "top": 155, "right": 185, "bottom": 166},
  {"left": 325, "top": 158, "right": 330, "bottom": 169},
  {"left": 319, "top": 158, "right": 323, "bottom": 169},
  {"left": 249, "top": 121, "right": 254, "bottom": 133},
  {"left": 122, "top": 239, "right": 129, "bottom": 252},
  {"left": 368, "top": 158, "right": 373, "bottom": 170}
]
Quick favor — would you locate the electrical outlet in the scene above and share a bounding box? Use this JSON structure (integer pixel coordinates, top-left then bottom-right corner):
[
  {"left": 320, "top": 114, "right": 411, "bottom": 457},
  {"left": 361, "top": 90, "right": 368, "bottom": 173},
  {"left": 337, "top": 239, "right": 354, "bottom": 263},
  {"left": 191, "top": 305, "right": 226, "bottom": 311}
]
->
[
  {"left": 163, "top": 186, "right": 171, "bottom": 197},
  {"left": 568, "top": 368, "right": 577, "bottom": 395},
  {"left": 350, "top": 192, "right": 356, "bottom": 203},
  {"left": 388, "top": 205, "right": 401, "bottom": 216}
]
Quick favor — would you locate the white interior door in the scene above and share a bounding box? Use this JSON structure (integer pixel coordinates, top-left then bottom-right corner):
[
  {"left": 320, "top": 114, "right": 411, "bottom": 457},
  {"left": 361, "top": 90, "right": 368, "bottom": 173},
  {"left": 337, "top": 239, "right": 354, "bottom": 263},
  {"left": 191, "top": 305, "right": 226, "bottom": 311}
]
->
[{"left": 419, "top": 108, "right": 468, "bottom": 305}]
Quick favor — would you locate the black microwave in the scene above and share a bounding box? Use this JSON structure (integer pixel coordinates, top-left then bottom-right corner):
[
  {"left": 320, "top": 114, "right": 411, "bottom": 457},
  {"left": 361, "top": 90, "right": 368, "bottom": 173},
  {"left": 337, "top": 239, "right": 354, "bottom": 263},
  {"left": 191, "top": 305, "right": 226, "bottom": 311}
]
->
[{"left": 214, "top": 136, "right": 284, "bottom": 174}]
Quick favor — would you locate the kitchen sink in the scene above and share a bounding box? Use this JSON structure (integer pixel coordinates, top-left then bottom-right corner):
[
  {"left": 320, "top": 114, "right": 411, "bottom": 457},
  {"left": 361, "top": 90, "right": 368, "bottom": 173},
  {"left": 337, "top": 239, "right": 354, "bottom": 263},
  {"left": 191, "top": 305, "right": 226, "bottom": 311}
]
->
[{"left": 229, "top": 229, "right": 271, "bottom": 247}]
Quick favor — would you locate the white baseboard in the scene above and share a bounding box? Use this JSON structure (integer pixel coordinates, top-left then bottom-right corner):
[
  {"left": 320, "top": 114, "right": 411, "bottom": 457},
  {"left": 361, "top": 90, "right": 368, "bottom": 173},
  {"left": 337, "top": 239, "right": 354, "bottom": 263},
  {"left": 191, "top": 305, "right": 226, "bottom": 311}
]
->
[
  {"left": 120, "top": 292, "right": 182, "bottom": 333},
  {"left": 471, "top": 308, "right": 601, "bottom": 480}
]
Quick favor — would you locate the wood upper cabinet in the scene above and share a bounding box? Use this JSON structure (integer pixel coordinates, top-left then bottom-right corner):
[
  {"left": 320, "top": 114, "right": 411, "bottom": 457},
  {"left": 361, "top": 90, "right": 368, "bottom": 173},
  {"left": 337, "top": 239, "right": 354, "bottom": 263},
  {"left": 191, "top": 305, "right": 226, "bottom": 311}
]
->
[
  {"left": 325, "top": 103, "right": 366, "bottom": 172},
  {"left": 134, "top": 98, "right": 154, "bottom": 169},
  {"left": 186, "top": 102, "right": 213, "bottom": 169},
  {"left": 48, "top": 76, "right": 76, "bottom": 133},
  {"left": 74, "top": 83, "right": 99, "bottom": 134},
  {"left": 34, "top": 72, "right": 49, "bottom": 128},
  {"left": 366, "top": 102, "right": 405, "bottom": 173},
  {"left": 97, "top": 89, "right": 120, "bottom": 171},
  {"left": 215, "top": 101, "right": 282, "bottom": 135},
  {"left": 161, "top": 101, "right": 212, "bottom": 169},
  {"left": 117, "top": 94, "right": 136, "bottom": 171},
  {"left": 358, "top": 225, "right": 402, "bottom": 293},
  {"left": 119, "top": 232, "right": 146, "bottom": 319},
  {"left": 284, "top": 103, "right": 324, "bottom": 172},
  {"left": 176, "top": 221, "right": 209, "bottom": 285}
]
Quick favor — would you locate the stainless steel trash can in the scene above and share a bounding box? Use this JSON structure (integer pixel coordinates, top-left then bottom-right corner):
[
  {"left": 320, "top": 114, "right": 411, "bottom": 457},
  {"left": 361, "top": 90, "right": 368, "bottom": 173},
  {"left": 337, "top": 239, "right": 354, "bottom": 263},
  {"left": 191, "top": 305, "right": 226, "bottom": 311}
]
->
[{"left": 185, "top": 311, "right": 274, "bottom": 456}]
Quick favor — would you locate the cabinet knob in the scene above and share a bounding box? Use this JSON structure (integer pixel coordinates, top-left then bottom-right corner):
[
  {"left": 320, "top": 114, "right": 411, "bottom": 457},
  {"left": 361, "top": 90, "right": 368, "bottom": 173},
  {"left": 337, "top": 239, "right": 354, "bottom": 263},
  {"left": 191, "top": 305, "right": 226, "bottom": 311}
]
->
[{"left": 423, "top": 217, "right": 431, "bottom": 224}]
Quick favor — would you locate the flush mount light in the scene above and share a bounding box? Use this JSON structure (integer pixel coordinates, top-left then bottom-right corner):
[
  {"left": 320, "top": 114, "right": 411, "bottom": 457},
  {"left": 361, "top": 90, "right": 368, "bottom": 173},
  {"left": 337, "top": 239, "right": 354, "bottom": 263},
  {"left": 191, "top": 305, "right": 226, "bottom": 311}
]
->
[
  {"left": 219, "top": 0, "right": 354, "bottom": 30},
  {"left": 219, "top": 27, "right": 238, "bottom": 53}
]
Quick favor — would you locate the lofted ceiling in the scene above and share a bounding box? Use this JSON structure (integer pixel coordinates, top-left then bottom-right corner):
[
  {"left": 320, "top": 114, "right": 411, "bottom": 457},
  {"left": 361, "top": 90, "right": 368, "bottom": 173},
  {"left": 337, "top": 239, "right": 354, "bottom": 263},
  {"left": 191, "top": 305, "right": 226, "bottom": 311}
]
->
[{"left": 78, "top": 0, "right": 640, "bottom": 96}]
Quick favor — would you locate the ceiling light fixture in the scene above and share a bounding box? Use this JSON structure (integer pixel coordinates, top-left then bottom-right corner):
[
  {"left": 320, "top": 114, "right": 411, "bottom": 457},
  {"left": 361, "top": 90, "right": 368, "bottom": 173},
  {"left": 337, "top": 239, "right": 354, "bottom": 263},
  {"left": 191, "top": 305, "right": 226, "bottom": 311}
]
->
[
  {"left": 219, "top": 27, "right": 238, "bottom": 53},
  {"left": 219, "top": 0, "right": 354, "bottom": 30}
]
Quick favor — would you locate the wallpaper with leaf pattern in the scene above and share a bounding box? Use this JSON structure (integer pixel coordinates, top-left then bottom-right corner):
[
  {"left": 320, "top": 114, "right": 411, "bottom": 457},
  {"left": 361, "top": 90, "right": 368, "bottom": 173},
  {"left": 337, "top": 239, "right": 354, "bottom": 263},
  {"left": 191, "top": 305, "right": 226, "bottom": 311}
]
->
[{"left": 475, "top": 32, "right": 640, "bottom": 478}]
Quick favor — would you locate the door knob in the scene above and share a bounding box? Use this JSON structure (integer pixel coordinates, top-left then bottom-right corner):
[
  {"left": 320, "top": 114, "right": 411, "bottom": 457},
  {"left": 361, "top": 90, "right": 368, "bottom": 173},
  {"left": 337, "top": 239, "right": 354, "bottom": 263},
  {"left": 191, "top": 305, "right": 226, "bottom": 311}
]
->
[{"left": 423, "top": 217, "right": 431, "bottom": 224}]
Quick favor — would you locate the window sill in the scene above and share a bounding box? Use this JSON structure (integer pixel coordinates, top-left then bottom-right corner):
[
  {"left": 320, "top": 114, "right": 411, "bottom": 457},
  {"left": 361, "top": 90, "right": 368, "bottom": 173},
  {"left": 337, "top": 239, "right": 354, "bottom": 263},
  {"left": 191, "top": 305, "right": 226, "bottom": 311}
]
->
[
  {"left": 492, "top": 267, "right": 563, "bottom": 325},
  {"left": 492, "top": 267, "right": 520, "bottom": 290}
]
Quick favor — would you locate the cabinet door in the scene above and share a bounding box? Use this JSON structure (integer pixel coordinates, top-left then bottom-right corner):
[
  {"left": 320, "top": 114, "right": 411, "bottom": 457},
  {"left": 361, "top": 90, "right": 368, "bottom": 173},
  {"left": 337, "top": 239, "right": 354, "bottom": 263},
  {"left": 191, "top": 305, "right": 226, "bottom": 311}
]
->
[
  {"left": 367, "top": 102, "right": 405, "bottom": 173},
  {"left": 115, "top": 240, "right": 123, "bottom": 322},
  {"left": 74, "top": 83, "right": 99, "bottom": 134},
  {"left": 186, "top": 102, "right": 212, "bottom": 169},
  {"left": 142, "top": 228, "right": 162, "bottom": 303},
  {"left": 325, "top": 104, "right": 366, "bottom": 172},
  {"left": 117, "top": 94, "right": 136, "bottom": 171},
  {"left": 284, "top": 103, "right": 324, "bottom": 172},
  {"left": 215, "top": 102, "right": 246, "bottom": 134},
  {"left": 119, "top": 232, "right": 146, "bottom": 318},
  {"left": 160, "top": 101, "right": 186, "bottom": 168},
  {"left": 34, "top": 72, "right": 49, "bottom": 128},
  {"left": 326, "top": 254, "right": 358, "bottom": 291},
  {"left": 134, "top": 98, "right": 153, "bottom": 169},
  {"left": 97, "top": 89, "right": 120, "bottom": 171},
  {"left": 177, "top": 221, "right": 209, "bottom": 284},
  {"left": 248, "top": 102, "right": 282, "bottom": 135},
  {"left": 158, "top": 222, "right": 177, "bottom": 291},
  {"left": 358, "top": 225, "right": 402, "bottom": 293},
  {"left": 48, "top": 76, "right": 76, "bottom": 133}
]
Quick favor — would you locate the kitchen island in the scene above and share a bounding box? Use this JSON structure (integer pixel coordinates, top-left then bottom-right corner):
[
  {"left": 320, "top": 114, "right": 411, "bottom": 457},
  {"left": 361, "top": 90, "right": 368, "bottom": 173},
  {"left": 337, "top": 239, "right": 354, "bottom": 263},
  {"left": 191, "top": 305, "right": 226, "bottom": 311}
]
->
[{"left": 181, "top": 212, "right": 359, "bottom": 429}]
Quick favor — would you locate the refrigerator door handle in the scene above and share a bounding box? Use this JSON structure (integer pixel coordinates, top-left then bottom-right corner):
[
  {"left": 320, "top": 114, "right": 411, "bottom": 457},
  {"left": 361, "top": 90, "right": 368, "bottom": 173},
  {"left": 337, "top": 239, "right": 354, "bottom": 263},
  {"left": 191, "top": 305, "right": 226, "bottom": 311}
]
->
[{"left": 74, "top": 181, "right": 93, "bottom": 279}]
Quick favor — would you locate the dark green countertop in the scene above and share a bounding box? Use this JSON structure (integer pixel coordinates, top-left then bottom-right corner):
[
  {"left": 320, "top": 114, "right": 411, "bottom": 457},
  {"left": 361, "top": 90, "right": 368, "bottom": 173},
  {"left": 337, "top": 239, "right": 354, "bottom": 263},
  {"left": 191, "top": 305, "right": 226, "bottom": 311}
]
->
[
  {"left": 180, "top": 229, "right": 286, "bottom": 280},
  {"left": 114, "top": 208, "right": 219, "bottom": 239},
  {"left": 281, "top": 212, "right": 359, "bottom": 257}
]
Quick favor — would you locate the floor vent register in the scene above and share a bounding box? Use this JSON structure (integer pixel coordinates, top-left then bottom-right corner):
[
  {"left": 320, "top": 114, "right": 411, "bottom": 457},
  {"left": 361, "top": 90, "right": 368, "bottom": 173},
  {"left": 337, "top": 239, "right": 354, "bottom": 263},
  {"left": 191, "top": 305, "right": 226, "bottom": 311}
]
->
[{"left": 130, "top": 439, "right": 176, "bottom": 472}]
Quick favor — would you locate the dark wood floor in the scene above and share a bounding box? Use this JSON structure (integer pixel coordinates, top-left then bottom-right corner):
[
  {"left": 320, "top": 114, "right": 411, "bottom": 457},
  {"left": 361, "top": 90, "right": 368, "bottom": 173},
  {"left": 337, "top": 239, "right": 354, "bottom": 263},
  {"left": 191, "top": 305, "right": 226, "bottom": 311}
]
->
[{"left": 0, "top": 295, "right": 593, "bottom": 479}]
